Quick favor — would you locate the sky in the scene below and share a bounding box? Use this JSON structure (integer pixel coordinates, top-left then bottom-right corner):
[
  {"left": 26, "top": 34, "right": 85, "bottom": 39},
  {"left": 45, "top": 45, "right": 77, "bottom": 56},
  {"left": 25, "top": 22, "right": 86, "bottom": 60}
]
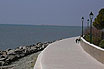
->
[{"left": 0, "top": 0, "right": 104, "bottom": 26}]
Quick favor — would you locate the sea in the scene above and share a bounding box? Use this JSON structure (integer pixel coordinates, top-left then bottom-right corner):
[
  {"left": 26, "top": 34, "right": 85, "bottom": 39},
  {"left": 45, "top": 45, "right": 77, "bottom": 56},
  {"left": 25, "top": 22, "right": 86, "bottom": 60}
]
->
[{"left": 0, "top": 24, "right": 81, "bottom": 50}]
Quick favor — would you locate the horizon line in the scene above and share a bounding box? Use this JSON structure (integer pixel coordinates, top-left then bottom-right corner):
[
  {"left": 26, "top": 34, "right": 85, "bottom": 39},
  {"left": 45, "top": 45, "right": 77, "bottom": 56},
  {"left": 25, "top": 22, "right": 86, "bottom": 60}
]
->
[{"left": 0, "top": 24, "right": 82, "bottom": 27}]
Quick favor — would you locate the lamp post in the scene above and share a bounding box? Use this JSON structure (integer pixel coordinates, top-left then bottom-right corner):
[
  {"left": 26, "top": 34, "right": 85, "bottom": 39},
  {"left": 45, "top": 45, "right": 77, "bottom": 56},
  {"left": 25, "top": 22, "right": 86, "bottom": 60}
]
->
[
  {"left": 89, "top": 12, "right": 94, "bottom": 43},
  {"left": 81, "top": 17, "right": 84, "bottom": 37},
  {"left": 87, "top": 19, "right": 89, "bottom": 28}
]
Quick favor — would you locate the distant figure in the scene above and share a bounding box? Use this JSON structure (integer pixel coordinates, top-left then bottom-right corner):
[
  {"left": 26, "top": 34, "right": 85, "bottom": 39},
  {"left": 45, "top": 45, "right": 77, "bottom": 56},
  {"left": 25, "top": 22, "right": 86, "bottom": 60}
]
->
[
  {"left": 75, "top": 38, "right": 81, "bottom": 43},
  {"left": 75, "top": 39, "right": 79, "bottom": 43},
  {"left": 78, "top": 39, "right": 81, "bottom": 43}
]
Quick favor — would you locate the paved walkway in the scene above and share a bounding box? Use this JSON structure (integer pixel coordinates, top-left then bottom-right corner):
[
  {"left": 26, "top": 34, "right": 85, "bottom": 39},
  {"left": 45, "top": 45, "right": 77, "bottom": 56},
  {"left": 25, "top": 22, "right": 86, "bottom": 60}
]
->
[{"left": 34, "top": 37, "right": 104, "bottom": 69}]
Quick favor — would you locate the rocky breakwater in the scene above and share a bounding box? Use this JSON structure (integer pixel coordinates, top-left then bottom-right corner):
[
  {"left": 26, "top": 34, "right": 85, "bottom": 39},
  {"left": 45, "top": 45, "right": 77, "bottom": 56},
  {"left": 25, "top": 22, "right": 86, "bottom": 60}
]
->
[{"left": 0, "top": 41, "right": 52, "bottom": 67}]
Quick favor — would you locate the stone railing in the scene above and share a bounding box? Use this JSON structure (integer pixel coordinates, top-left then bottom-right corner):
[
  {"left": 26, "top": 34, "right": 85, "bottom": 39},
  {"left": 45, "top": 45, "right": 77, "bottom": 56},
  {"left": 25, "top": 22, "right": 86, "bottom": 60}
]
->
[{"left": 80, "top": 37, "right": 104, "bottom": 64}]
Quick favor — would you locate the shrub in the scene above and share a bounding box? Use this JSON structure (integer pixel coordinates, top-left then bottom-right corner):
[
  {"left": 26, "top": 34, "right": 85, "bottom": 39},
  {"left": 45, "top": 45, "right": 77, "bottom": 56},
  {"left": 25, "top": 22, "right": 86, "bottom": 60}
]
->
[
  {"left": 99, "top": 40, "right": 104, "bottom": 48},
  {"left": 84, "top": 34, "right": 101, "bottom": 46},
  {"left": 84, "top": 27, "right": 102, "bottom": 38},
  {"left": 84, "top": 34, "right": 90, "bottom": 42},
  {"left": 92, "top": 36, "right": 102, "bottom": 46},
  {"left": 93, "top": 8, "right": 104, "bottom": 30},
  {"left": 84, "top": 26, "right": 104, "bottom": 46}
]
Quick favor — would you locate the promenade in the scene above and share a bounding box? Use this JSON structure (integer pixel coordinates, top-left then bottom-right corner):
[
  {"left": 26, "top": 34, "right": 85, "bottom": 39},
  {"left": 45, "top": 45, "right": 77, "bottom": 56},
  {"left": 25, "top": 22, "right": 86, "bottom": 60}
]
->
[{"left": 34, "top": 37, "right": 104, "bottom": 69}]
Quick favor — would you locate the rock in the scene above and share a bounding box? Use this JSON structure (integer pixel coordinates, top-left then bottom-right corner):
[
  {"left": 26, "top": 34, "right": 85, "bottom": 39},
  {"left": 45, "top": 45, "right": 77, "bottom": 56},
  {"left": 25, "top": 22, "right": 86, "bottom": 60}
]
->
[
  {"left": 4, "top": 60, "right": 9, "bottom": 65},
  {"left": 1, "top": 51, "right": 7, "bottom": 58},
  {"left": 22, "top": 46, "right": 27, "bottom": 50},
  {"left": 0, "top": 52, "right": 2, "bottom": 55},
  {"left": 6, "top": 48, "right": 12, "bottom": 52},
  {"left": 0, "top": 58, "right": 6, "bottom": 61},
  {"left": 0, "top": 61, "right": 5, "bottom": 66},
  {"left": 19, "top": 46, "right": 24, "bottom": 49},
  {"left": 15, "top": 49, "right": 23, "bottom": 54},
  {"left": 7, "top": 49, "right": 15, "bottom": 55},
  {"left": 20, "top": 53, "right": 25, "bottom": 57},
  {"left": 15, "top": 54, "right": 21, "bottom": 58},
  {"left": 0, "top": 55, "right": 2, "bottom": 58},
  {"left": 27, "top": 47, "right": 31, "bottom": 51},
  {"left": 36, "top": 42, "right": 43, "bottom": 47},
  {"left": 0, "top": 41, "right": 53, "bottom": 66},
  {"left": 7, "top": 54, "right": 16, "bottom": 61},
  {"left": 31, "top": 46, "right": 36, "bottom": 50},
  {"left": 41, "top": 44, "right": 46, "bottom": 49}
]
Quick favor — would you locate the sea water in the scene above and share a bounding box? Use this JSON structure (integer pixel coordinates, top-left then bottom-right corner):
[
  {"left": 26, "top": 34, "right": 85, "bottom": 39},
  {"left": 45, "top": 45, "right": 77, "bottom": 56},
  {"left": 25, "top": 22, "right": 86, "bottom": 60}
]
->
[{"left": 0, "top": 24, "right": 81, "bottom": 50}]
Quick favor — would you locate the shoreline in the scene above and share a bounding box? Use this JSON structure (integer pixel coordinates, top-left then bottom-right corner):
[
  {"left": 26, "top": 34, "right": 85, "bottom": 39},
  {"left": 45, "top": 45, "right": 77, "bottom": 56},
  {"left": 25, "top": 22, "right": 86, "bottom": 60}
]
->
[
  {"left": 0, "top": 41, "right": 54, "bottom": 69},
  {"left": 0, "top": 37, "right": 74, "bottom": 69}
]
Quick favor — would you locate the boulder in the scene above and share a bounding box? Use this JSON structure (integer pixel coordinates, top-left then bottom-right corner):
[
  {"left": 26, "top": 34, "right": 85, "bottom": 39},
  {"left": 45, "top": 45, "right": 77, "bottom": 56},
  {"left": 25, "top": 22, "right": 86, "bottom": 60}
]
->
[
  {"left": 0, "top": 52, "right": 2, "bottom": 55},
  {"left": 19, "top": 53, "right": 25, "bottom": 57},
  {"left": 0, "top": 41, "right": 53, "bottom": 66},
  {"left": 5, "top": 48, "right": 12, "bottom": 52},
  {"left": 0, "top": 58, "right": 6, "bottom": 61},
  {"left": 15, "top": 54, "right": 21, "bottom": 58},
  {"left": 0, "top": 61, "right": 5, "bottom": 66},
  {"left": 7, "top": 54, "right": 16, "bottom": 61},
  {"left": 36, "top": 42, "right": 43, "bottom": 47},
  {"left": 41, "top": 45, "right": 45, "bottom": 49},
  {"left": 19, "top": 46, "right": 24, "bottom": 49},
  {"left": 4, "top": 60, "right": 9, "bottom": 65},
  {"left": 30, "top": 46, "right": 36, "bottom": 50},
  {"left": 15, "top": 49, "right": 23, "bottom": 54},
  {"left": 1, "top": 51, "right": 7, "bottom": 58},
  {"left": 7, "top": 49, "right": 15, "bottom": 55},
  {"left": 22, "top": 46, "right": 27, "bottom": 50}
]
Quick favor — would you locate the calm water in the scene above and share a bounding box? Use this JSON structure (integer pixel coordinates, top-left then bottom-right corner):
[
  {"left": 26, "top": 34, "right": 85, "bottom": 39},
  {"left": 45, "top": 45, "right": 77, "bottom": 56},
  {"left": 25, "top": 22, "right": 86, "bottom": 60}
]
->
[{"left": 0, "top": 24, "right": 81, "bottom": 50}]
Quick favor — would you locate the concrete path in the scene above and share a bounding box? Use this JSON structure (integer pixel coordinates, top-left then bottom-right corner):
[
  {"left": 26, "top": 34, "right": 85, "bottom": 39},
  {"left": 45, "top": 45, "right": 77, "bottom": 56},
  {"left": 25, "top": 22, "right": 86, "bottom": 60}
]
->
[{"left": 34, "top": 37, "right": 104, "bottom": 69}]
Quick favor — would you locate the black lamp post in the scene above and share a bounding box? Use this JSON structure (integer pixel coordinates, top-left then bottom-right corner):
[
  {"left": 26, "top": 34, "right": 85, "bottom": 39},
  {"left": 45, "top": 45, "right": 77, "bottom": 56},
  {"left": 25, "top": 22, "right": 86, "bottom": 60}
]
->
[
  {"left": 89, "top": 12, "right": 94, "bottom": 43},
  {"left": 87, "top": 19, "right": 89, "bottom": 28},
  {"left": 81, "top": 17, "right": 84, "bottom": 37}
]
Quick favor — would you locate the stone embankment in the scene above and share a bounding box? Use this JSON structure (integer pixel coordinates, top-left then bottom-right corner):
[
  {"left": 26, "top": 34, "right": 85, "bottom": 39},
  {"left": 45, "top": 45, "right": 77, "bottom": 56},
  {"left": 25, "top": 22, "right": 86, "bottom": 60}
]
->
[
  {"left": 0, "top": 41, "right": 53, "bottom": 67},
  {"left": 80, "top": 37, "right": 104, "bottom": 64}
]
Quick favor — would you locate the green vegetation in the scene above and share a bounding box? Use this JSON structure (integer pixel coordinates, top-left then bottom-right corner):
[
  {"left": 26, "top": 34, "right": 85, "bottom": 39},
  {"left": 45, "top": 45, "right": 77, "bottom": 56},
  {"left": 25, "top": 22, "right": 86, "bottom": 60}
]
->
[
  {"left": 84, "top": 34, "right": 90, "bottom": 42},
  {"left": 84, "top": 8, "right": 104, "bottom": 49},
  {"left": 93, "top": 8, "right": 104, "bottom": 30},
  {"left": 99, "top": 40, "right": 104, "bottom": 48},
  {"left": 84, "top": 34, "right": 101, "bottom": 46}
]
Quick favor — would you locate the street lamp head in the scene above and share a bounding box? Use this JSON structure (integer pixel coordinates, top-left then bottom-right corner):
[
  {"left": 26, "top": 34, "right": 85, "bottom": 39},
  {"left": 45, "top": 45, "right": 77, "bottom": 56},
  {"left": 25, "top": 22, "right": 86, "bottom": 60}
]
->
[
  {"left": 81, "top": 17, "right": 84, "bottom": 21},
  {"left": 89, "top": 12, "right": 94, "bottom": 19},
  {"left": 87, "top": 19, "right": 89, "bottom": 21}
]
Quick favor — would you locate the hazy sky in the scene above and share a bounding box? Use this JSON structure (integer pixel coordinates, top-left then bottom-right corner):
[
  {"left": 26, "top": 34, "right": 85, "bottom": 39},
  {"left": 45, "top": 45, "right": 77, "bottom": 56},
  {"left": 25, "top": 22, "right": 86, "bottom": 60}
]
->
[{"left": 0, "top": 0, "right": 104, "bottom": 26}]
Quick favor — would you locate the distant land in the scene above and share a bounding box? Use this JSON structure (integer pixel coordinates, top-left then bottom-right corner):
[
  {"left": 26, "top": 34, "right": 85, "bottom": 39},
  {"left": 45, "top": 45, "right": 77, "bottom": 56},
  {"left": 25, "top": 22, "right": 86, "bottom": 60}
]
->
[{"left": 0, "top": 24, "right": 81, "bottom": 27}]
